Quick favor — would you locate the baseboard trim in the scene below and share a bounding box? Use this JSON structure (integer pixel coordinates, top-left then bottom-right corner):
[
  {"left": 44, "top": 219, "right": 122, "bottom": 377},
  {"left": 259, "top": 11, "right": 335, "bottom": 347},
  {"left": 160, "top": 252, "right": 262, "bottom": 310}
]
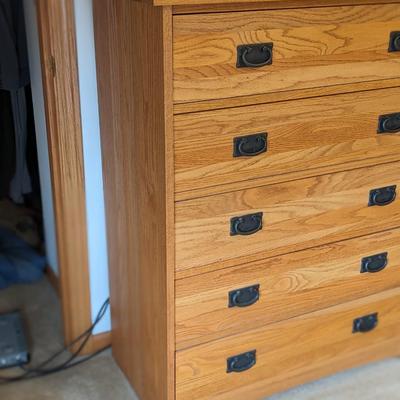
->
[
  {"left": 45, "top": 266, "right": 60, "bottom": 295},
  {"left": 45, "top": 265, "right": 112, "bottom": 354},
  {"left": 92, "top": 331, "right": 112, "bottom": 350},
  {"left": 79, "top": 331, "right": 112, "bottom": 355}
]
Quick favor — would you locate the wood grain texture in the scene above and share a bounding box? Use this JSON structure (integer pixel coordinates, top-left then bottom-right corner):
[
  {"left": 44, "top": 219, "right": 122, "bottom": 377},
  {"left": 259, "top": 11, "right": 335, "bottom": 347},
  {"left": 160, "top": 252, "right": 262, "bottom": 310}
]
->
[
  {"left": 176, "top": 288, "right": 400, "bottom": 400},
  {"left": 175, "top": 87, "right": 400, "bottom": 198},
  {"left": 90, "top": 331, "right": 112, "bottom": 351},
  {"left": 173, "top": 78, "right": 400, "bottom": 115},
  {"left": 173, "top": 5, "right": 400, "bottom": 103},
  {"left": 176, "top": 228, "right": 400, "bottom": 349},
  {"left": 173, "top": 0, "right": 400, "bottom": 14},
  {"left": 36, "top": 0, "right": 97, "bottom": 354},
  {"left": 176, "top": 162, "right": 400, "bottom": 276},
  {"left": 93, "top": 1, "right": 175, "bottom": 399}
]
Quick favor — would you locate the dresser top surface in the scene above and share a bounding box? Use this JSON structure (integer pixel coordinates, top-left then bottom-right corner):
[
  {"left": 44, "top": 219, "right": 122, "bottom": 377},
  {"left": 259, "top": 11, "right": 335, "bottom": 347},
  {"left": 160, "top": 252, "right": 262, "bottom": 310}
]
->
[{"left": 154, "top": 0, "right": 400, "bottom": 9}]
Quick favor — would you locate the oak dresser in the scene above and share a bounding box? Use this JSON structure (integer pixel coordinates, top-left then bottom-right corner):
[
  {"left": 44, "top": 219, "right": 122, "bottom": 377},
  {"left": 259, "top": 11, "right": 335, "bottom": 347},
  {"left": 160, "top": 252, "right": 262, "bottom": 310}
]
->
[{"left": 93, "top": 0, "right": 400, "bottom": 399}]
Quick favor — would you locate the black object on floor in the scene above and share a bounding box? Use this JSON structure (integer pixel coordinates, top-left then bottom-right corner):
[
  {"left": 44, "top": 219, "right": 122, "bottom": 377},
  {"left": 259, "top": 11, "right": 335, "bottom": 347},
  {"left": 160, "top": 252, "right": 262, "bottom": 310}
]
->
[
  {"left": 0, "top": 311, "right": 29, "bottom": 369},
  {"left": 0, "top": 297, "right": 110, "bottom": 384}
]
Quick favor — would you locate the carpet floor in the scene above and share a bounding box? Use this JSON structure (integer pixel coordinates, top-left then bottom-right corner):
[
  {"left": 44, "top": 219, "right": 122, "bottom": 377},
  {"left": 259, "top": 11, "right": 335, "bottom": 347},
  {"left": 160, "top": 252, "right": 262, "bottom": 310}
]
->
[{"left": 1, "top": 278, "right": 400, "bottom": 400}]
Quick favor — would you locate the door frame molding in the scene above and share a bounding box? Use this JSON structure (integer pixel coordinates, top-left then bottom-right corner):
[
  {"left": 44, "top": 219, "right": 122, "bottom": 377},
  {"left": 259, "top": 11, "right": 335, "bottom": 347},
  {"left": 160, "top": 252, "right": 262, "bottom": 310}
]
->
[{"left": 35, "top": 0, "right": 110, "bottom": 353}]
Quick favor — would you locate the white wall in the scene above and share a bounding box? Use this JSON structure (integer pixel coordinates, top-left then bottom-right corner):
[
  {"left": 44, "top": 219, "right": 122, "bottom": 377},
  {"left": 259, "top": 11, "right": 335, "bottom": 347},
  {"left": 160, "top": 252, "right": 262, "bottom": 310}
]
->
[
  {"left": 73, "top": 0, "right": 110, "bottom": 334},
  {"left": 23, "top": 0, "right": 59, "bottom": 275},
  {"left": 23, "top": 0, "right": 111, "bottom": 334}
]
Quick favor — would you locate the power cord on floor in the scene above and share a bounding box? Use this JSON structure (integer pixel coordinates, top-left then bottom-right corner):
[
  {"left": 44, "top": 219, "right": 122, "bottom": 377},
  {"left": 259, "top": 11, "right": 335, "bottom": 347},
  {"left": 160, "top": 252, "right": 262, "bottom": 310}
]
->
[{"left": 0, "top": 298, "right": 110, "bottom": 384}]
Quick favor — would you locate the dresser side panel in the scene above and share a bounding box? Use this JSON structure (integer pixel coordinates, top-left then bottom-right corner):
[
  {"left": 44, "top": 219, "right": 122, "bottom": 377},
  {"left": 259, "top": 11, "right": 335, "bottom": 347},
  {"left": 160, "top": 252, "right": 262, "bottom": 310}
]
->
[{"left": 93, "top": 2, "right": 175, "bottom": 399}]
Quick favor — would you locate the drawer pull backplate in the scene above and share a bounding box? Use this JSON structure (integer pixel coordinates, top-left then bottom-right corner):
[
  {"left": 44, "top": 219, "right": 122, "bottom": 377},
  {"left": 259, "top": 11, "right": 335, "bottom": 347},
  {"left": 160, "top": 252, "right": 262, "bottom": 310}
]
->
[
  {"left": 227, "top": 350, "right": 256, "bottom": 373},
  {"left": 389, "top": 31, "right": 400, "bottom": 52},
  {"left": 361, "top": 252, "right": 388, "bottom": 273},
  {"left": 237, "top": 43, "right": 273, "bottom": 68},
  {"left": 233, "top": 133, "right": 267, "bottom": 157},
  {"left": 368, "top": 186, "right": 397, "bottom": 207},
  {"left": 353, "top": 313, "right": 378, "bottom": 333},
  {"left": 230, "top": 212, "right": 263, "bottom": 236},
  {"left": 229, "top": 284, "right": 260, "bottom": 308},
  {"left": 378, "top": 112, "right": 400, "bottom": 133}
]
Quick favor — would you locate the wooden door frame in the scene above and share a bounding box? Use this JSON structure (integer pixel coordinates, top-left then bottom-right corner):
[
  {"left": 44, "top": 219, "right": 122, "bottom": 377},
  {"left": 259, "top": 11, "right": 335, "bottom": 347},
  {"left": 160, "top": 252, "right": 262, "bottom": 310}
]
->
[{"left": 35, "top": 0, "right": 110, "bottom": 353}]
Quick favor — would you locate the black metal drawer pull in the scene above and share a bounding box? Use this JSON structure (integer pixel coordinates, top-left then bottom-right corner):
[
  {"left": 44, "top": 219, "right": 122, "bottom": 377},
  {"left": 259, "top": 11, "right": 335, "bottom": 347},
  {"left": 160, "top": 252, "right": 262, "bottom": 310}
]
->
[
  {"left": 229, "top": 284, "right": 260, "bottom": 308},
  {"left": 230, "top": 212, "right": 263, "bottom": 236},
  {"left": 389, "top": 31, "right": 400, "bottom": 52},
  {"left": 227, "top": 350, "right": 256, "bottom": 373},
  {"left": 361, "top": 252, "right": 388, "bottom": 273},
  {"left": 237, "top": 43, "right": 273, "bottom": 68},
  {"left": 353, "top": 313, "right": 378, "bottom": 333},
  {"left": 233, "top": 133, "right": 267, "bottom": 157},
  {"left": 378, "top": 113, "right": 400, "bottom": 134},
  {"left": 368, "top": 186, "right": 396, "bottom": 207}
]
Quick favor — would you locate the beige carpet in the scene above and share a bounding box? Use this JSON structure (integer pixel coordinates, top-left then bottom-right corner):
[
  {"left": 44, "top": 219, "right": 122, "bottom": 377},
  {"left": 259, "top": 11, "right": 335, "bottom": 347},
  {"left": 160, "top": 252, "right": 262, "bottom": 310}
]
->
[{"left": 1, "top": 278, "right": 400, "bottom": 400}]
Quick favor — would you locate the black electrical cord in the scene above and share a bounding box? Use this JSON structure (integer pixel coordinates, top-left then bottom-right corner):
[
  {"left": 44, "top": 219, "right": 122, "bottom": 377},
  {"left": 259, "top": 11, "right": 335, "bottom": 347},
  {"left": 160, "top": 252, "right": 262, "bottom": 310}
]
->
[
  {"left": 0, "top": 298, "right": 110, "bottom": 384},
  {"left": 21, "top": 298, "right": 110, "bottom": 374},
  {"left": 1, "top": 298, "right": 110, "bottom": 382}
]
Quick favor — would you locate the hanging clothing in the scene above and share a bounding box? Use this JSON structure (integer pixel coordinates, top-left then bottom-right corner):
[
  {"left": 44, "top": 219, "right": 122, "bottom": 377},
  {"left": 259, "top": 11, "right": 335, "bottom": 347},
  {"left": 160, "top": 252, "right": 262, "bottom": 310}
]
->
[
  {"left": 0, "top": 0, "right": 31, "bottom": 203},
  {"left": 0, "top": 0, "right": 29, "bottom": 90},
  {"left": 0, "top": 89, "right": 16, "bottom": 199},
  {"left": 9, "top": 88, "right": 31, "bottom": 203}
]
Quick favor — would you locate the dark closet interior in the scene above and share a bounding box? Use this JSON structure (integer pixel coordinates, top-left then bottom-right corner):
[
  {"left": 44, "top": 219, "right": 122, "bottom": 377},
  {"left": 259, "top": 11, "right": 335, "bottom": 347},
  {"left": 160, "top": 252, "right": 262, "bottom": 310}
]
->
[{"left": 0, "top": 0, "right": 46, "bottom": 289}]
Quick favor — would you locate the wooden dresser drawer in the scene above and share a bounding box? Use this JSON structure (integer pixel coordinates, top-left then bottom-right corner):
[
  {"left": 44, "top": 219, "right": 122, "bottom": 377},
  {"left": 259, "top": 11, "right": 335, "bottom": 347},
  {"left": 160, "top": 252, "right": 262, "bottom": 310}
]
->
[
  {"left": 176, "top": 228, "right": 400, "bottom": 349},
  {"left": 175, "top": 87, "right": 400, "bottom": 199},
  {"left": 176, "top": 288, "right": 400, "bottom": 400},
  {"left": 176, "top": 162, "right": 400, "bottom": 275},
  {"left": 173, "top": 4, "right": 400, "bottom": 104}
]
